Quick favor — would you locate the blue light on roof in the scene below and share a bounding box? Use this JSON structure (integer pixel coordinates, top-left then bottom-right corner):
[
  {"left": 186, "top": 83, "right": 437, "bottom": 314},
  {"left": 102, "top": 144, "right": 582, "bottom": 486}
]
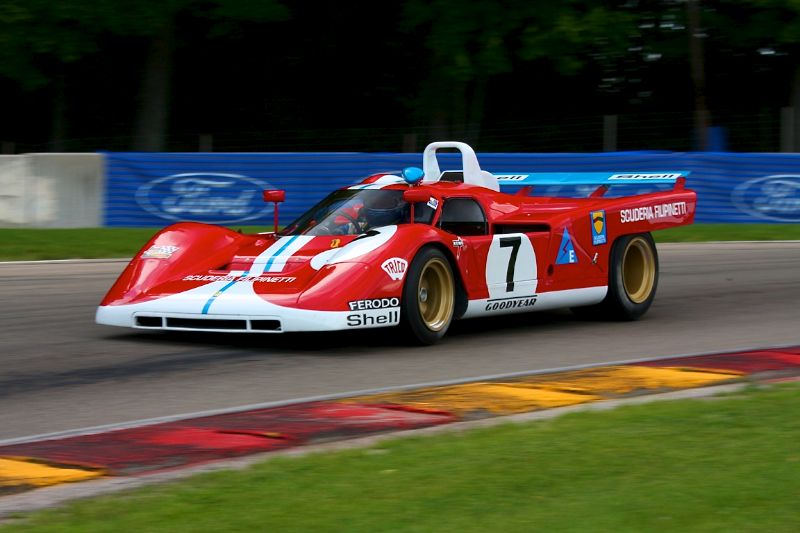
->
[{"left": 402, "top": 166, "right": 424, "bottom": 184}]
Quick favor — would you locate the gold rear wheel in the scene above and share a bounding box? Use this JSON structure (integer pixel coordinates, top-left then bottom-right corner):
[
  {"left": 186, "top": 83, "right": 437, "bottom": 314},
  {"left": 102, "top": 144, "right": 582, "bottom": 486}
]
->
[
  {"left": 572, "top": 232, "right": 658, "bottom": 320},
  {"left": 417, "top": 258, "right": 455, "bottom": 331},
  {"left": 622, "top": 236, "right": 656, "bottom": 304}
]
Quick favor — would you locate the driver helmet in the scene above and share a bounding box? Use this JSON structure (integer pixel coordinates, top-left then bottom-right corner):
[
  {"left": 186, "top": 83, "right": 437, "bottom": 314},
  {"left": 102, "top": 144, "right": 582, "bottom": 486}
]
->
[{"left": 363, "top": 192, "right": 406, "bottom": 228}]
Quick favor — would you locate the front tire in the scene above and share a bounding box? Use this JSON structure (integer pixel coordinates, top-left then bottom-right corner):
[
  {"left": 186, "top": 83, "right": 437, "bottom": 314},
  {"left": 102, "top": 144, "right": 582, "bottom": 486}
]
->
[{"left": 401, "top": 247, "right": 455, "bottom": 345}]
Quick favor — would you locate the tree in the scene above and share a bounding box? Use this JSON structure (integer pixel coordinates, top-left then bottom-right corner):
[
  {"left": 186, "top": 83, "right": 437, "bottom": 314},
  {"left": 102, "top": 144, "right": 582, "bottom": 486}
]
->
[
  {"left": 113, "top": 0, "right": 289, "bottom": 150},
  {"left": 703, "top": 0, "right": 800, "bottom": 150},
  {"left": 0, "top": 0, "right": 109, "bottom": 148},
  {"left": 401, "top": 0, "right": 635, "bottom": 144},
  {"left": 0, "top": 0, "right": 288, "bottom": 151}
]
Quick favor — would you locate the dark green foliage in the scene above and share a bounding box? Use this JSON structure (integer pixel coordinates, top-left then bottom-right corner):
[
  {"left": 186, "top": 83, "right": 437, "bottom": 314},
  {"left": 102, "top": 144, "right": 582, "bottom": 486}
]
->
[{"left": 1, "top": 1, "right": 799, "bottom": 152}]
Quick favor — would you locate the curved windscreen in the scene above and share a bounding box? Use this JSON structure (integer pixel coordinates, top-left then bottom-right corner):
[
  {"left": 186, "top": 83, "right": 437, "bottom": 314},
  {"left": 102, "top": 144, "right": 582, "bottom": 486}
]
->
[{"left": 280, "top": 189, "right": 436, "bottom": 236}]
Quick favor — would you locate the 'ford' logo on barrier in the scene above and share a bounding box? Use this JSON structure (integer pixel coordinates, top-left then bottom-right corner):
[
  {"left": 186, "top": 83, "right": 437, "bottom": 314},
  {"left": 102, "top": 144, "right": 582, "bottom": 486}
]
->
[
  {"left": 135, "top": 173, "right": 273, "bottom": 224},
  {"left": 732, "top": 175, "right": 800, "bottom": 222}
]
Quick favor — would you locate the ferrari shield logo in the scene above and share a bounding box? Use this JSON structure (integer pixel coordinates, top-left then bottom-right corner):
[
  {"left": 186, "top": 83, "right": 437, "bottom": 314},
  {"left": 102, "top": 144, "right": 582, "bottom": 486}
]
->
[{"left": 591, "top": 210, "right": 607, "bottom": 245}]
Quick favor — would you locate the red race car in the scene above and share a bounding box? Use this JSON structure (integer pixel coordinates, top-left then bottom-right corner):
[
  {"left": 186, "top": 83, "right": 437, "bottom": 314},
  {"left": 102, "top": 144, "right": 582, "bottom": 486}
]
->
[{"left": 96, "top": 142, "right": 696, "bottom": 344}]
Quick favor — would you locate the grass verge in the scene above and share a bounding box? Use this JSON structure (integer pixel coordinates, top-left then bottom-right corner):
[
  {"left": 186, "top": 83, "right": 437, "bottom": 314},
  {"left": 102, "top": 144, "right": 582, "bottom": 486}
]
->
[
  {"left": 654, "top": 223, "right": 800, "bottom": 243},
  {"left": 5, "top": 382, "right": 800, "bottom": 532},
  {"left": 0, "top": 227, "right": 263, "bottom": 261},
  {"left": 1, "top": 224, "right": 798, "bottom": 261}
]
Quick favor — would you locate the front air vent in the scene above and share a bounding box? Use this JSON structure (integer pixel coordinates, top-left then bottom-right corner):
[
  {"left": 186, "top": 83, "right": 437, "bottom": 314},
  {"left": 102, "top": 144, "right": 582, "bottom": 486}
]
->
[
  {"left": 135, "top": 315, "right": 282, "bottom": 332},
  {"left": 166, "top": 318, "right": 248, "bottom": 330},
  {"left": 251, "top": 320, "right": 282, "bottom": 331},
  {"left": 136, "top": 315, "right": 163, "bottom": 328}
]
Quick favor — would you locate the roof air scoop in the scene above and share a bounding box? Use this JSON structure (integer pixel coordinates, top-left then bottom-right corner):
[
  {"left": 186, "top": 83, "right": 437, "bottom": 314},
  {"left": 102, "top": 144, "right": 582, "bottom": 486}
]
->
[{"left": 421, "top": 141, "right": 499, "bottom": 191}]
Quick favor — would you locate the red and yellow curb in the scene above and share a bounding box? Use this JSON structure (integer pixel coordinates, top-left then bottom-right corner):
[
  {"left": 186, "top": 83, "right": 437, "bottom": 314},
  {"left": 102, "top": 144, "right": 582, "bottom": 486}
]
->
[
  {"left": 348, "top": 365, "right": 742, "bottom": 416},
  {"left": 2, "top": 346, "right": 799, "bottom": 494},
  {"left": 0, "top": 457, "right": 103, "bottom": 492},
  {"left": 353, "top": 382, "right": 598, "bottom": 416}
]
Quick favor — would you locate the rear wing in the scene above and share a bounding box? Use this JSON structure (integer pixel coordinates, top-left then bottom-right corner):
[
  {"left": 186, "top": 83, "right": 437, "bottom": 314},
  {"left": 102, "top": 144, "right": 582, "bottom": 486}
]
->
[{"left": 495, "top": 171, "right": 689, "bottom": 187}]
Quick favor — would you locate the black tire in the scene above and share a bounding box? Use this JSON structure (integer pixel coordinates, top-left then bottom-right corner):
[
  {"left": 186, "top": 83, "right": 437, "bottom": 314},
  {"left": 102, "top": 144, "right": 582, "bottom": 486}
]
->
[
  {"left": 573, "top": 233, "right": 659, "bottom": 320},
  {"left": 400, "top": 247, "right": 456, "bottom": 345}
]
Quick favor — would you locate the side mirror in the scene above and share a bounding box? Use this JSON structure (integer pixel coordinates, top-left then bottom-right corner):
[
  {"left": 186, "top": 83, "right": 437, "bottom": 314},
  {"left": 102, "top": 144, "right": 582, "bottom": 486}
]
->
[
  {"left": 263, "top": 189, "right": 286, "bottom": 203},
  {"left": 403, "top": 188, "right": 430, "bottom": 204},
  {"left": 263, "top": 189, "right": 286, "bottom": 233},
  {"left": 403, "top": 189, "right": 438, "bottom": 224}
]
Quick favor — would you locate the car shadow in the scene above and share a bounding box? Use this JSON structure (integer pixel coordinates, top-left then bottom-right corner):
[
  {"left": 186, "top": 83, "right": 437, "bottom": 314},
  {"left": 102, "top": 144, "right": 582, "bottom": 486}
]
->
[
  {"left": 103, "top": 309, "right": 577, "bottom": 352},
  {"left": 1, "top": 310, "right": 591, "bottom": 399}
]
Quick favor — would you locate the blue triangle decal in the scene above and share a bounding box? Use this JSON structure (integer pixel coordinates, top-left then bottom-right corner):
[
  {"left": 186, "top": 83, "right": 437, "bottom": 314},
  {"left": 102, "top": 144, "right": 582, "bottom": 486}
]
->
[{"left": 556, "top": 228, "right": 578, "bottom": 264}]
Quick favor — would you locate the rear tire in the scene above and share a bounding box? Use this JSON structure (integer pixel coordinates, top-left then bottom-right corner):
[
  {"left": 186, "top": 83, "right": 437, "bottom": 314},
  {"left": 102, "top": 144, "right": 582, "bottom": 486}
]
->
[
  {"left": 573, "top": 233, "right": 658, "bottom": 320},
  {"left": 400, "top": 247, "right": 455, "bottom": 345}
]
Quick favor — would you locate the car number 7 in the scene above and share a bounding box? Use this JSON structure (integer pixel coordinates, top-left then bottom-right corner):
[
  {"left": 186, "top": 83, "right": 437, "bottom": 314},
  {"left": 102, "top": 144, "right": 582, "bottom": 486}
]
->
[{"left": 499, "top": 236, "right": 521, "bottom": 292}]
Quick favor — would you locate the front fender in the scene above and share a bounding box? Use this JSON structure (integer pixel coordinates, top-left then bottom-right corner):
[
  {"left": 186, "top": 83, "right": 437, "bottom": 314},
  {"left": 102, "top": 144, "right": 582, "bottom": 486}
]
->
[
  {"left": 295, "top": 224, "right": 456, "bottom": 311},
  {"left": 100, "top": 222, "right": 249, "bottom": 306}
]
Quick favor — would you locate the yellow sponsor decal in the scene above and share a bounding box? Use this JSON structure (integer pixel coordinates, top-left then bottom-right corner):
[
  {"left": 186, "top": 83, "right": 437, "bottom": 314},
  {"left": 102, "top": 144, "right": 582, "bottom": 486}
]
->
[{"left": 0, "top": 457, "right": 104, "bottom": 488}]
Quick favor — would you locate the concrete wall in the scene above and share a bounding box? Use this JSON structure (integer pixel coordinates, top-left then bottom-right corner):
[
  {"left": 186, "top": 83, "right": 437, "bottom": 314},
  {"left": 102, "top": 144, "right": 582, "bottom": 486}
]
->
[{"left": 0, "top": 154, "right": 103, "bottom": 227}]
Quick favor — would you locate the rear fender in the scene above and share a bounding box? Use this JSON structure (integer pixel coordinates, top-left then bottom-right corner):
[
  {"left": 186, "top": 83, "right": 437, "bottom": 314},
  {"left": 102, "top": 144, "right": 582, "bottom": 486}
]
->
[
  {"left": 536, "top": 189, "right": 695, "bottom": 291},
  {"left": 603, "top": 189, "right": 697, "bottom": 237}
]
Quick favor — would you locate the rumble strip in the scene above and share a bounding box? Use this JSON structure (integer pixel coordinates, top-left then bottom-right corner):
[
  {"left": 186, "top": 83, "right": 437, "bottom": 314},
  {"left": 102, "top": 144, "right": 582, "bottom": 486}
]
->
[{"left": 2, "top": 346, "right": 799, "bottom": 497}]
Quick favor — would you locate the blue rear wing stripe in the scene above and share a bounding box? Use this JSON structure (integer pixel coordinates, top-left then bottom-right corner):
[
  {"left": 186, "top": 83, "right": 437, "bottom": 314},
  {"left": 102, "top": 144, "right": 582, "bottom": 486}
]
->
[{"left": 495, "top": 171, "right": 690, "bottom": 186}]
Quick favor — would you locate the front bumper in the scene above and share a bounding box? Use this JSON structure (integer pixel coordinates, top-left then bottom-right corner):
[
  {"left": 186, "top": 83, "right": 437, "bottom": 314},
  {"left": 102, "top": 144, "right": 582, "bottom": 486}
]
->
[
  {"left": 96, "top": 305, "right": 400, "bottom": 333},
  {"left": 96, "top": 276, "right": 402, "bottom": 333}
]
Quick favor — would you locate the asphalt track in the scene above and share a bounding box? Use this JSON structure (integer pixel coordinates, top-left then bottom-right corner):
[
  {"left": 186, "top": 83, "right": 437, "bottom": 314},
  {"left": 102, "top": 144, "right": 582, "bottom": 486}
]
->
[{"left": 0, "top": 242, "right": 798, "bottom": 441}]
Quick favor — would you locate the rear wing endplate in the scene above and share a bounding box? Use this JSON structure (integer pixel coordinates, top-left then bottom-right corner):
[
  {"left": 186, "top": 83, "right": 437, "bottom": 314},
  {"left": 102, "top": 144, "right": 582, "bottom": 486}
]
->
[{"left": 495, "top": 171, "right": 689, "bottom": 186}]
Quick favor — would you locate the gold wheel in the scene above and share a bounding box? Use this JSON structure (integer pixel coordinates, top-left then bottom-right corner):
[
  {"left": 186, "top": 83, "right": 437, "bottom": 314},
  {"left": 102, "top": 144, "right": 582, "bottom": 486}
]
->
[
  {"left": 417, "top": 258, "right": 454, "bottom": 331},
  {"left": 622, "top": 236, "right": 656, "bottom": 304}
]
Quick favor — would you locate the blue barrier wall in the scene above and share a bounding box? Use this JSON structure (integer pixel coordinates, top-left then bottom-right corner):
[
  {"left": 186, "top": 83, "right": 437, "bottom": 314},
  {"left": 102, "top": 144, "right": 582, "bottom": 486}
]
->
[{"left": 104, "top": 151, "right": 800, "bottom": 226}]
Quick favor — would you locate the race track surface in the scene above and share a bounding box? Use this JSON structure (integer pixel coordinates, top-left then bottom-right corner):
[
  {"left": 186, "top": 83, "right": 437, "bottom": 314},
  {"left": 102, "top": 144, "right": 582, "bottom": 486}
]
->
[{"left": 1, "top": 242, "right": 798, "bottom": 440}]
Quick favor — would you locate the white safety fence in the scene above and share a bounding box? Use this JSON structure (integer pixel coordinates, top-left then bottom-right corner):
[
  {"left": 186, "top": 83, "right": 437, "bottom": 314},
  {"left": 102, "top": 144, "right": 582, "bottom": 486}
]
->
[{"left": 0, "top": 154, "right": 104, "bottom": 227}]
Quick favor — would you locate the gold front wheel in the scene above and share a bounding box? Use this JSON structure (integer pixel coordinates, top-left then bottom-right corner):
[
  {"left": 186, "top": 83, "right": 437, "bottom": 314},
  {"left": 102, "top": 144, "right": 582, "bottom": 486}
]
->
[
  {"left": 401, "top": 247, "right": 456, "bottom": 344},
  {"left": 417, "top": 258, "right": 455, "bottom": 332}
]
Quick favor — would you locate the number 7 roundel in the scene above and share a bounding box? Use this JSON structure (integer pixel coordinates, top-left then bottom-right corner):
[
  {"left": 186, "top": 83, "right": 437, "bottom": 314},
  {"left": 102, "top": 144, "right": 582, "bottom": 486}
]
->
[{"left": 485, "top": 233, "right": 538, "bottom": 299}]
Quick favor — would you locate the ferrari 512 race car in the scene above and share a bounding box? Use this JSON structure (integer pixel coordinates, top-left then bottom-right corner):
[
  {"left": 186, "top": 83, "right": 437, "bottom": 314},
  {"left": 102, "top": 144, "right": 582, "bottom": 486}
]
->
[{"left": 96, "top": 142, "right": 696, "bottom": 344}]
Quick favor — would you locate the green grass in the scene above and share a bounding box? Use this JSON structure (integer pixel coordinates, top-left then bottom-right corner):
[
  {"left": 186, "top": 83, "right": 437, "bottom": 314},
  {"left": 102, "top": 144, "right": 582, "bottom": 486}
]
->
[
  {"left": 0, "top": 227, "right": 264, "bottom": 261},
  {"left": 5, "top": 382, "right": 800, "bottom": 532},
  {"left": 0, "top": 228, "right": 159, "bottom": 261},
  {"left": 0, "top": 224, "right": 798, "bottom": 261},
  {"left": 654, "top": 223, "right": 800, "bottom": 243}
]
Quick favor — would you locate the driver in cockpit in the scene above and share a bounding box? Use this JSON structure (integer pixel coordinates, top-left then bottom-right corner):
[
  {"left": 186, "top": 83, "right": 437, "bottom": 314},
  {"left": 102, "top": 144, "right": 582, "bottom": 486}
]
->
[{"left": 359, "top": 192, "right": 407, "bottom": 231}]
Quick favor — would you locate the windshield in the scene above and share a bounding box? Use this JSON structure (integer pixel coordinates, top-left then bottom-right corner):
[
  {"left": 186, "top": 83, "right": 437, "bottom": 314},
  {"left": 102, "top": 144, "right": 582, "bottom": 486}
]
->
[{"left": 280, "top": 189, "right": 436, "bottom": 236}]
